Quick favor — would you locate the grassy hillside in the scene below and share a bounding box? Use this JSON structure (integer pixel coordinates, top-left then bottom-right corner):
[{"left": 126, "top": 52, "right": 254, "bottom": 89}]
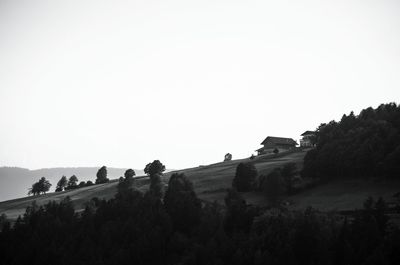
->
[
  {"left": 0, "top": 151, "right": 305, "bottom": 220},
  {"left": 185, "top": 151, "right": 306, "bottom": 203},
  {"left": 241, "top": 179, "right": 400, "bottom": 212},
  {"left": 1, "top": 149, "right": 400, "bottom": 221}
]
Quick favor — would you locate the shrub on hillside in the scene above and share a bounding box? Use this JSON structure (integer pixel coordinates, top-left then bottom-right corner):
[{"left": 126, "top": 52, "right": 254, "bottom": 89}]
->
[
  {"left": 149, "top": 173, "right": 165, "bottom": 199},
  {"left": 281, "top": 162, "right": 297, "bottom": 194},
  {"left": 78, "top": 181, "right": 86, "bottom": 188},
  {"left": 96, "top": 166, "right": 109, "bottom": 184},
  {"left": 232, "top": 162, "right": 257, "bottom": 192},
  {"left": 164, "top": 173, "right": 201, "bottom": 234},
  {"left": 224, "top": 189, "right": 259, "bottom": 234},
  {"left": 0, "top": 213, "right": 9, "bottom": 232},
  {"left": 86, "top": 180, "right": 94, "bottom": 186},
  {"left": 260, "top": 168, "right": 285, "bottom": 205},
  {"left": 224, "top": 153, "right": 232, "bottom": 161},
  {"left": 117, "top": 172, "right": 136, "bottom": 199}
]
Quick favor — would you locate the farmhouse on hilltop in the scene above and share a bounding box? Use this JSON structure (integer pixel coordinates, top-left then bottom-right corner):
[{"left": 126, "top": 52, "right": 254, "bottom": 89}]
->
[
  {"left": 256, "top": 136, "right": 297, "bottom": 155},
  {"left": 300, "top": 130, "right": 316, "bottom": 147}
]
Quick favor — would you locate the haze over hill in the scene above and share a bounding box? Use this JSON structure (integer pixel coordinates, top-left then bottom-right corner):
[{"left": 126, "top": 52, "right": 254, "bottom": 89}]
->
[{"left": 0, "top": 167, "right": 144, "bottom": 202}]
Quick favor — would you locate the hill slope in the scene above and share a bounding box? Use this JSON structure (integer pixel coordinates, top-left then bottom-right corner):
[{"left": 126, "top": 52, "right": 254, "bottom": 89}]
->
[
  {"left": 2, "top": 149, "right": 399, "bottom": 221},
  {"left": 0, "top": 151, "right": 305, "bottom": 220},
  {"left": 0, "top": 167, "right": 144, "bottom": 202}
]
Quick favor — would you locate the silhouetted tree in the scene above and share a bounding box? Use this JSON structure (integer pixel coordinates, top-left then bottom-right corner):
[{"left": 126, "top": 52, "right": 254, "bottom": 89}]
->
[
  {"left": 65, "top": 175, "right": 78, "bottom": 190},
  {"left": 86, "top": 180, "right": 94, "bottom": 186},
  {"left": 144, "top": 160, "right": 166, "bottom": 176},
  {"left": 232, "top": 162, "right": 257, "bottom": 191},
  {"left": 333, "top": 217, "right": 354, "bottom": 265},
  {"left": 281, "top": 162, "right": 297, "bottom": 194},
  {"left": 0, "top": 213, "right": 9, "bottom": 232},
  {"left": 117, "top": 170, "right": 136, "bottom": 198},
  {"left": 164, "top": 173, "right": 201, "bottom": 233},
  {"left": 374, "top": 197, "right": 389, "bottom": 234},
  {"left": 78, "top": 181, "right": 86, "bottom": 188},
  {"left": 384, "top": 145, "right": 400, "bottom": 177},
  {"left": 224, "top": 189, "right": 258, "bottom": 234},
  {"left": 149, "top": 173, "right": 165, "bottom": 199},
  {"left": 28, "top": 177, "right": 52, "bottom": 195},
  {"left": 96, "top": 166, "right": 109, "bottom": 184},
  {"left": 262, "top": 168, "right": 285, "bottom": 205},
  {"left": 144, "top": 160, "right": 166, "bottom": 199},
  {"left": 56, "top": 175, "right": 68, "bottom": 192},
  {"left": 39, "top": 177, "right": 52, "bottom": 194},
  {"left": 28, "top": 182, "right": 40, "bottom": 195},
  {"left": 124, "top": 168, "right": 136, "bottom": 179}
]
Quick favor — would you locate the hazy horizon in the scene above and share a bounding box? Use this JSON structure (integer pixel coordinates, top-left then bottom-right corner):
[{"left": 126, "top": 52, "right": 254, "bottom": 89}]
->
[{"left": 1, "top": 0, "right": 400, "bottom": 170}]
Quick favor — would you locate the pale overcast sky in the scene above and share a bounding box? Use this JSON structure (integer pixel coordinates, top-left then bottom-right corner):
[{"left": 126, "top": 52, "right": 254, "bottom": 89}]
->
[{"left": 0, "top": 0, "right": 399, "bottom": 170}]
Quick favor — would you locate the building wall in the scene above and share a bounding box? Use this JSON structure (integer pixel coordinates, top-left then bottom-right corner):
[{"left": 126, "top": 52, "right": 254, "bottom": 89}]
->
[
  {"left": 300, "top": 139, "right": 313, "bottom": 147},
  {"left": 258, "top": 144, "right": 295, "bottom": 155},
  {"left": 300, "top": 135, "right": 315, "bottom": 147}
]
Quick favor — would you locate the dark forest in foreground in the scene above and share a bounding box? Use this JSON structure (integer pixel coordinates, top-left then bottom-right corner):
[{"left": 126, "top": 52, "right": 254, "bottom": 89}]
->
[{"left": 0, "top": 173, "right": 400, "bottom": 265}]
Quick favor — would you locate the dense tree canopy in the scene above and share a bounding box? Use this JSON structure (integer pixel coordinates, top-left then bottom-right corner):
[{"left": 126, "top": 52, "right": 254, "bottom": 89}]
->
[
  {"left": 57, "top": 176, "right": 93, "bottom": 192},
  {"left": 78, "top": 181, "right": 86, "bottom": 188},
  {"left": 164, "top": 173, "right": 201, "bottom": 234},
  {"left": 124, "top": 168, "right": 136, "bottom": 179},
  {"left": 55, "top": 176, "right": 68, "bottom": 192},
  {"left": 65, "top": 175, "right": 79, "bottom": 190},
  {"left": 145, "top": 160, "right": 166, "bottom": 199},
  {"left": 28, "top": 177, "right": 52, "bottom": 196},
  {"left": 3, "top": 178, "right": 400, "bottom": 265},
  {"left": 149, "top": 173, "right": 164, "bottom": 199},
  {"left": 117, "top": 171, "right": 136, "bottom": 199},
  {"left": 260, "top": 168, "right": 285, "bottom": 205},
  {"left": 281, "top": 162, "right": 297, "bottom": 194},
  {"left": 144, "top": 160, "right": 166, "bottom": 176},
  {"left": 232, "top": 162, "right": 257, "bottom": 192},
  {"left": 96, "top": 166, "right": 109, "bottom": 184},
  {"left": 302, "top": 103, "right": 400, "bottom": 179},
  {"left": 224, "top": 188, "right": 258, "bottom": 235}
]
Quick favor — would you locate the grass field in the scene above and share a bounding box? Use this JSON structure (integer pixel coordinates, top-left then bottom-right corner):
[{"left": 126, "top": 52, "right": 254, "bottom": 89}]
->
[
  {"left": 0, "top": 150, "right": 305, "bottom": 220},
  {"left": 1, "top": 149, "right": 400, "bottom": 221},
  {"left": 287, "top": 179, "right": 400, "bottom": 211}
]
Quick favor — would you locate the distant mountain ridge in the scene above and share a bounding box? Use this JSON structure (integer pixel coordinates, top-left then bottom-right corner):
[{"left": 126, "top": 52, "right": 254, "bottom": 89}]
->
[{"left": 0, "top": 166, "right": 145, "bottom": 202}]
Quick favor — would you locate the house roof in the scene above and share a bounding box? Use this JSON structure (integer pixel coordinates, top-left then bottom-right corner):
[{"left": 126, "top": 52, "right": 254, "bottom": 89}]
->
[
  {"left": 301, "top": 130, "right": 315, "bottom": 136},
  {"left": 261, "top": 136, "right": 297, "bottom": 146}
]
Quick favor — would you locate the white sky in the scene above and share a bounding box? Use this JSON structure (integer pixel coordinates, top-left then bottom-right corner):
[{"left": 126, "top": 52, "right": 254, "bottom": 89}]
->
[{"left": 0, "top": 0, "right": 399, "bottom": 170}]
